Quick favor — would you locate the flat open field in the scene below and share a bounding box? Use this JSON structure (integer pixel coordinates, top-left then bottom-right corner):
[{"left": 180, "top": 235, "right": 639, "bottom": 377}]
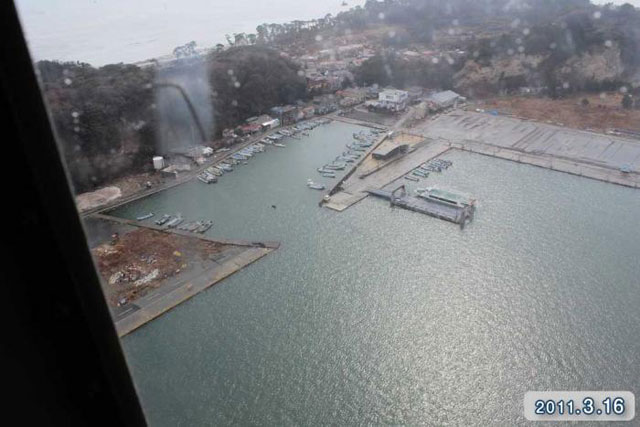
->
[
  {"left": 479, "top": 93, "right": 640, "bottom": 132},
  {"left": 414, "top": 111, "right": 640, "bottom": 173}
]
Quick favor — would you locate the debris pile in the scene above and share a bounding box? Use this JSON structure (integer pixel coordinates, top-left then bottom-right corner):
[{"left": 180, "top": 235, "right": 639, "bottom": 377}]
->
[{"left": 92, "top": 228, "right": 223, "bottom": 306}]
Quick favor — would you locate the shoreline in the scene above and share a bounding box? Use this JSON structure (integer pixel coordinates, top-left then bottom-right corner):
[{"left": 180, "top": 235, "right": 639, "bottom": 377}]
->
[{"left": 78, "top": 117, "right": 333, "bottom": 217}]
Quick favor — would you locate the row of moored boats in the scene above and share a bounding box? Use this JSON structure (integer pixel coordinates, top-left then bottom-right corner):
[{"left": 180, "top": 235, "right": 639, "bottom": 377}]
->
[
  {"left": 133, "top": 212, "right": 213, "bottom": 234},
  {"left": 309, "top": 128, "right": 384, "bottom": 190},
  {"left": 404, "top": 158, "right": 453, "bottom": 182},
  {"left": 198, "top": 120, "right": 332, "bottom": 186}
]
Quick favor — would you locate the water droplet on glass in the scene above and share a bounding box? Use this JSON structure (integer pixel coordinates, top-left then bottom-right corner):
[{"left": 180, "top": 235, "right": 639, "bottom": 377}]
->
[
  {"left": 593, "top": 11, "right": 602, "bottom": 19},
  {"left": 64, "top": 78, "right": 72, "bottom": 86},
  {"left": 620, "top": 86, "right": 628, "bottom": 94},
  {"left": 518, "top": 46, "right": 525, "bottom": 53},
  {"left": 563, "top": 82, "right": 570, "bottom": 89},
  {"left": 378, "top": 12, "right": 385, "bottom": 20},
  {"left": 448, "top": 28, "right": 455, "bottom": 36},
  {"left": 388, "top": 30, "right": 396, "bottom": 38},
  {"left": 447, "top": 57, "right": 455, "bottom": 65},
  {"left": 231, "top": 99, "right": 238, "bottom": 106},
  {"left": 604, "top": 40, "right": 613, "bottom": 48},
  {"left": 550, "top": 42, "right": 557, "bottom": 50},
  {"left": 297, "top": 70, "right": 305, "bottom": 77},
  {"left": 510, "top": 18, "right": 521, "bottom": 28},
  {"left": 234, "top": 81, "right": 241, "bottom": 88},
  {"left": 73, "top": 126, "right": 80, "bottom": 133},
  {"left": 507, "top": 48, "right": 515, "bottom": 55},
  {"left": 452, "top": 19, "right": 459, "bottom": 26},
  {"left": 473, "top": 51, "right": 480, "bottom": 58},
  {"left": 71, "top": 111, "right": 79, "bottom": 118},
  {"left": 600, "top": 92, "right": 607, "bottom": 99},
  {"left": 515, "top": 38, "right": 522, "bottom": 45},
  {"left": 432, "top": 57, "right": 439, "bottom": 64},
  {"left": 315, "top": 34, "right": 323, "bottom": 42},
  {"left": 227, "top": 69, "right": 234, "bottom": 76},
  {"left": 523, "top": 28, "right": 531, "bottom": 36}
]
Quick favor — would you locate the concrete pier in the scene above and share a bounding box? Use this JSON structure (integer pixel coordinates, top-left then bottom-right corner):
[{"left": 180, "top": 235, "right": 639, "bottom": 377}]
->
[
  {"left": 325, "top": 139, "right": 451, "bottom": 211},
  {"left": 367, "top": 186, "right": 474, "bottom": 227}
]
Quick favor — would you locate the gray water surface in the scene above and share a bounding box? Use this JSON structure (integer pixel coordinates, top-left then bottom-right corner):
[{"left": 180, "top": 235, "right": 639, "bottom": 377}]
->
[{"left": 112, "top": 121, "right": 640, "bottom": 425}]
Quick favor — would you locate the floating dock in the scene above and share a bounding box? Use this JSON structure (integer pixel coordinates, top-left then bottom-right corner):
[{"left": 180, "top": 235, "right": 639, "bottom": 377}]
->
[{"left": 367, "top": 185, "right": 475, "bottom": 228}]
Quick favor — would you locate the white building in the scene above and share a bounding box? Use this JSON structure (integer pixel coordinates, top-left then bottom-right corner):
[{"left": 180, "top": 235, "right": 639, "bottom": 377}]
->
[{"left": 378, "top": 89, "right": 409, "bottom": 112}]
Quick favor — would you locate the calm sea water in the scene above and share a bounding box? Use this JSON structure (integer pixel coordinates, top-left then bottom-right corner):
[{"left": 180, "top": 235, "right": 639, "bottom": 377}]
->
[
  {"left": 16, "top": 0, "right": 366, "bottom": 66},
  {"left": 111, "top": 121, "right": 640, "bottom": 425}
]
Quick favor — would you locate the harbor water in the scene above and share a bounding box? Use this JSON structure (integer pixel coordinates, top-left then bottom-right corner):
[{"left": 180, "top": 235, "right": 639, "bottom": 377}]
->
[{"left": 110, "top": 121, "right": 640, "bottom": 425}]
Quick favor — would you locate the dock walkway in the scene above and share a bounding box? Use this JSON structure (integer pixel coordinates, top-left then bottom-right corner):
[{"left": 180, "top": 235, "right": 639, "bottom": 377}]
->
[
  {"left": 367, "top": 187, "right": 474, "bottom": 226},
  {"left": 325, "top": 139, "right": 451, "bottom": 211}
]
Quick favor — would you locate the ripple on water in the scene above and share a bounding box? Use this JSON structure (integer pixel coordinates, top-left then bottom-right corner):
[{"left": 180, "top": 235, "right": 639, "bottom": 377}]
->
[{"left": 113, "top": 126, "right": 640, "bottom": 425}]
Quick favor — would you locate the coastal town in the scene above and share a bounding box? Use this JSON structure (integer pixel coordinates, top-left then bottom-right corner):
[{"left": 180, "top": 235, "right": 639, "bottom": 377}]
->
[
  {"left": 60, "top": 1, "right": 640, "bottom": 337},
  {"left": 15, "top": 0, "right": 640, "bottom": 424}
]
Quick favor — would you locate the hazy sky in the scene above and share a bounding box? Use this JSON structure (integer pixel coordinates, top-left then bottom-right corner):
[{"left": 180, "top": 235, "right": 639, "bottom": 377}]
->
[{"left": 15, "top": 0, "right": 639, "bottom": 66}]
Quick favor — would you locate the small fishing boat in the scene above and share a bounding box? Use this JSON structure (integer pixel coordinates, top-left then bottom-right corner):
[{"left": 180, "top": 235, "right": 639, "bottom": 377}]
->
[
  {"left": 346, "top": 144, "right": 366, "bottom": 152},
  {"left": 274, "top": 143, "right": 286, "bottom": 148},
  {"left": 178, "top": 221, "right": 198, "bottom": 232},
  {"left": 324, "top": 163, "right": 346, "bottom": 171},
  {"left": 155, "top": 214, "right": 171, "bottom": 226},
  {"left": 136, "top": 212, "right": 154, "bottom": 221},
  {"left": 207, "top": 167, "right": 223, "bottom": 176},
  {"left": 198, "top": 172, "right": 217, "bottom": 184},
  {"left": 307, "top": 179, "right": 326, "bottom": 190},
  {"left": 404, "top": 176, "right": 419, "bottom": 182},
  {"left": 195, "top": 220, "right": 213, "bottom": 233},
  {"left": 166, "top": 214, "right": 184, "bottom": 228}
]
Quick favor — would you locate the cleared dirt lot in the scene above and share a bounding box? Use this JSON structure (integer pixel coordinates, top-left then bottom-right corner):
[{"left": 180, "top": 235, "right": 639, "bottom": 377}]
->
[
  {"left": 478, "top": 93, "right": 640, "bottom": 132},
  {"left": 92, "top": 225, "right": 225, "bottom": 307}
]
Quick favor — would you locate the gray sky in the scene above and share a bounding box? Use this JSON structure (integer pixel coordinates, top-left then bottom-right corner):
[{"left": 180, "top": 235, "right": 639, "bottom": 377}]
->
[{"left": 15, "top": 0, "right": 639, "bottom": 66}]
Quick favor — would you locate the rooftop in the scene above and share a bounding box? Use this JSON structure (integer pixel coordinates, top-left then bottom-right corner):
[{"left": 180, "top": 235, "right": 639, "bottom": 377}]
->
[{"left": 428, "top": 90, "right": 464, "bottom": 105}]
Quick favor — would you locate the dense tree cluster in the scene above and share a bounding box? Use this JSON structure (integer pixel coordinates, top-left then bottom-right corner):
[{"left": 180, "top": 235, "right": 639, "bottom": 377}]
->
[
  {"left": 207, "top": 46, "right": 307, "bottom": 134},
  {"left": 353, "top": 52, "right": 461, "bottom": 89},
  {"left": 352, "top": 1, "right": 640, "bottom": 95},
  {"left": 37, "top": 61, "right": 156, "bottom": 192},
  {"left": 37, "top": 46, "right": 306, "bottom": 191}
]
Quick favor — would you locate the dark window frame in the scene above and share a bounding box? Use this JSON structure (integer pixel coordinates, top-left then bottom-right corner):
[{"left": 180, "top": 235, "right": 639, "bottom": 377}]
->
[{"left": 1, "top": 2, "right": 146, "bottom": 425}]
